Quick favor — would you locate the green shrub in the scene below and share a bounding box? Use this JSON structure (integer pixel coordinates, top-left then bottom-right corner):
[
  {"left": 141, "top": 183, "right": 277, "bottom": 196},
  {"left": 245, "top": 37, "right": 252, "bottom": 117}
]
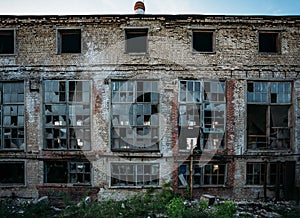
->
[
  {"left": 213, "top": 201, "right": 237, "bottom": 218},
  {"left": 166, "top": 197, "right": 185, "bottom": 218}
]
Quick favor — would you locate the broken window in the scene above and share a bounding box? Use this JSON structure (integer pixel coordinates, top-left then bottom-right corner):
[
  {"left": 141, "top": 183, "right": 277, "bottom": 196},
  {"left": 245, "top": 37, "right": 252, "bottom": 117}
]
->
[
  {"left": 0, "top": 82, "right": 25, "bottom": 150},
  {"left": 111, "top": 80, "right": 159, "bottom": 151},
  {"left": 246, "top": 162, "right": 295, "bottom": 188},
  {"left": 178, "top": 80, "right": 225, "bottom": 151},
  {"left": 0, "top": 162, "right": 25, "bottom": 185},
  {"left": 57, "top": 29, "right": 81, "bottom": 54},
  {"left": 247, "top": 82, "right": 291, "bottom": 150},
  {"left": 0, "top": 30, "right": 15, "bottom": 54},
  {"left": 125, "top": 29, "right": 148, "bottom": 53},
  {"left": 246, "top": 162, "right": 266, "bottom": 185},
  {"left": 259, "top": 32, "right": 280, "bottom": 53},
  {"left": 111, "top": 163, "right": 159, "bottom": 187},
  {"left": 192, "top": 30, "right": 214, "bottom": 53},
  {"left": 44, "top": 80, "right": 91, "bottom": 150},
  {"left": 178, "top": 163, "right": 226, "bottom": 188},
  {"left": 44, "top": 161, "right": 91, "bottom": 184}
]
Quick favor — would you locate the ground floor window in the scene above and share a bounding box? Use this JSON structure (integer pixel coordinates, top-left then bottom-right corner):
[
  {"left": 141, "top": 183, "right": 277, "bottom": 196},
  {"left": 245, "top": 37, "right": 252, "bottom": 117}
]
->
[
  {"left": 178, "top": 163, "right": 227, "bottom": 188},
  {"left": 111, "top": 163, "right": 159, "bottom": 187},
  {"left": 0, "top": 162, "right": 25, "bottom": 185},
  {"left": 44, "top": 161, "right": 91, "bottom": 184}
]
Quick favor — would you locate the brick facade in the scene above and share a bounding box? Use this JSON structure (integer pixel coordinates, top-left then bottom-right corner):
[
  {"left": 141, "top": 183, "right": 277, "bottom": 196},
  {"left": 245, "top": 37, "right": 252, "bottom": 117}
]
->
[{"left": 0, "top": 14, "right": 299, "bottom": 202}]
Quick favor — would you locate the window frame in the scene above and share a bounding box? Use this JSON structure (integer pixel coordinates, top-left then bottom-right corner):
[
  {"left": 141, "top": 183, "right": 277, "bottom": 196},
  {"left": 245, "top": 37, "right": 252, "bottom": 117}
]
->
[
  {"left": 178, "top": 162, "right": 227, "bottom": 188},
  {"left": 0, "top": 81, "right": 25, "bottom": 150},
  {"left": 192, "top": 29, "right": 216, "bottom": 53},
  {"left": 247, "top": 81, "right": 292, "bottom": 150},
  {"left": 0, "top": 161, "right": 25, "bottom": 186},
  {"left": 258, "top": 31, "right": 281, "bottom": 54},
  {"left": 178, "top": 80, "right": 226, "bottom": 151},
  {"left": 44, "top": 161, "right": 91, "bottom": 185},
  {"left": 125, "top": 28, "right": 148, "bottom": 54},
  {"left": 0, "top": 29, "right": 16, "bottom": 55},
  {"left": 57, "top": 28, "right": 82, "bottom": 54},
  {"left": 43, "top": 80, "right": 91, "bottom": 150},
  {"left": 110, "top": 162, "right": 160, "bottom": 188},
  {"left": 111, "top": 80, "right": 160, "bottom": 152}
]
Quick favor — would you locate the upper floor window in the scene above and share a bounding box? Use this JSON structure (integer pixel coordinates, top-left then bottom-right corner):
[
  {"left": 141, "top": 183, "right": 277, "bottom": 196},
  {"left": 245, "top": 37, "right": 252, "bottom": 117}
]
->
[
  {"left": 125, "top": 29, "right": 148, "bottom": 53},
  {"left": 0, "top": 82, "right": 24, "bottom": 150},
  {"left": 111, "top": 80, "right": 159, "bottom": 151},
  {"left": 44, "top": 161, "right": 91, "bottom": 184},
  {"left": 247, "top": 81, "right": 292, "bottom": 150},
  {"left": 43, "top": 80, "right": 91, "bottom": 150},
  {"left": 111, "top": 163, "right": 159, "bottom": 187},
  {"left": 259, "top": 32, "right": 280, "bottom": 53},
  {"left": 0, "top": 30, "right": 15, "bottom": 55},
  {"left": 57, "top": 29, "right": 81, "bottom": 54},
  {"left": 178, "top": 80, "right": 225, "bottom": 151},
  {"left": 192, "top": 30, "right": 215, "bottom": 53},
  {"left": 0, "top": 162, "right": 25, "bottom": 185}
]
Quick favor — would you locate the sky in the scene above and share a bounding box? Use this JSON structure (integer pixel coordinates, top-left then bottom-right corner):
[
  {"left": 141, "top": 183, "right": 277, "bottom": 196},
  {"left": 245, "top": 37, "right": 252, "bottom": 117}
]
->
[{"left": 0, "top": 0, "right": 299, "bottom": 16}]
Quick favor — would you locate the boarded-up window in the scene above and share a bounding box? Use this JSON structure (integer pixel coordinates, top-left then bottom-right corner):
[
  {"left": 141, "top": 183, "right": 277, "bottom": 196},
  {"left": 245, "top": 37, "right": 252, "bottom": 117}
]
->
[
  {"left": 0, "top": 162, "right": 25, "bottom": 185},
  {"left": 0, "top": 30, "right": 14, "bottom": 54}
]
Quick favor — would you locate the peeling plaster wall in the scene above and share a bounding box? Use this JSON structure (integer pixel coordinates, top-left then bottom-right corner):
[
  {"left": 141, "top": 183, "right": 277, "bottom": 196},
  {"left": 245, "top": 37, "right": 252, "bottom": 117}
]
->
[{"left": 0, "top": 15, "right": 299, "bottom": 201}]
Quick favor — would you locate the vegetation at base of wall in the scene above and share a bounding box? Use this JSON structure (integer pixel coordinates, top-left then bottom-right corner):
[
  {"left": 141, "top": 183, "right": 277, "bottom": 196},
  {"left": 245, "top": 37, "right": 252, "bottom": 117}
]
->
[{"left": 1, "top": 185, "right": 300, "bottom": 218}]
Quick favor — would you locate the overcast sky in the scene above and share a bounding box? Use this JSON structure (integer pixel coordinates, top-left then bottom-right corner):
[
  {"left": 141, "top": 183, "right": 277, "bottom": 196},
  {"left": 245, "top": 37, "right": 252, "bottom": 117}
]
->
[{"left": 0, "top": 0, "right": 299, "bottom": 15}]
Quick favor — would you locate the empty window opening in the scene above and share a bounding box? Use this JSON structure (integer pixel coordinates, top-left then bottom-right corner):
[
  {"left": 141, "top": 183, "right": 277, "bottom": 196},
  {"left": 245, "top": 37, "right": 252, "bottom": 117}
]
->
[
  {"left": 125, "top": 29, "right": 148, "bottom": 53},
  {"left": 58, "top": 29, "right": 81, "bottom": 54},
  {"left": 111, "top": 163, "right": 159, "bottom": 187},
  {"left": 0, "top": 82, "right": 25, "bottom": 150},
  {"left": 111, "top": 80, "right": 159, "bottom": 151},
  {"left": 259, "top": 32, "right": 279, "bottom": 53},
  {"left": 43, "top": 80, "right": 91, "bottom": 150},
  {"left": 0, "top": 30, "right": 14, "bottom": 54},
  {"left": 247, "top": 82, "right": 292, "bottom": 150},
  {"left": 44, "top": 161, "right": 91, "bottom": 184},
  {"left": 192, "top": 31, "right": 214, "bottom": 52},
  {"left": 0, "top": 162, "right": 25, "bottom": 185}
]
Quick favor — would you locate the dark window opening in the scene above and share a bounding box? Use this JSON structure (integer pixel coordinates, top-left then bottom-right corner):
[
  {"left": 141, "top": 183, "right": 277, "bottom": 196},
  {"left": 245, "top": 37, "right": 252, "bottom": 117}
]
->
[
  {"left": 246, "top": 163, "right": 266, "bottom": 185},
  {"left": 247, "top": 82, "right": 292, "bottom": 150},
  {"left": 259, "top": 32, "right": 279, "bottom": 53},
  {"left": 0, "top": 30, "right": 14, "bottom": 54},
  {"left": 58, "top": 29, "right": 81, "bottom": 54},
  {"left": 125, "top": 29, "right": 148, "bottom": 53},
  {"left": 193, "top": 31, "right": 214, "bottom": 52},
  {"left": 44, "top": 161, "right": 91, "bottom": 184},
  {"left": 0, "top": 162, "right": 25, "bottom": 185}
]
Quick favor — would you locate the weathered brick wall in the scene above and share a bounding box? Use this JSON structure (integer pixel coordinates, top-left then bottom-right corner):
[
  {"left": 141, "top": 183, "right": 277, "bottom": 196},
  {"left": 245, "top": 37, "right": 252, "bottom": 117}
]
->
[{"left": 0, "top": 15, "right": 299, "bottom": 201}]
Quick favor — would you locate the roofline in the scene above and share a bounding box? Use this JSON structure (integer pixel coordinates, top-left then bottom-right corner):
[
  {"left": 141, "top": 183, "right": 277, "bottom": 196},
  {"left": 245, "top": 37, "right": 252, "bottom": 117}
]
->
[{"left": 0, "top": 14, "right": 299, "bottom": 19}]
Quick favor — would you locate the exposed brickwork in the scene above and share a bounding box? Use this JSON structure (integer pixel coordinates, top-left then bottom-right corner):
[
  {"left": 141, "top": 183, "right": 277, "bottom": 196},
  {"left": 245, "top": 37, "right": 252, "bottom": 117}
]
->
[{"left": 0, "top": 14, "right": 299, "bottom": 202}]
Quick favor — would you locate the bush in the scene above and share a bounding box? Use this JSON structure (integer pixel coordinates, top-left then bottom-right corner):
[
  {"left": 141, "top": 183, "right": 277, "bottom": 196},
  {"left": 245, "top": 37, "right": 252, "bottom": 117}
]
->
[
  {"left": 213, "top": 201, "right": 237, "bottom": 218},
  {"left": 166, "top": 197, "right": 185, "bottom": 218}
]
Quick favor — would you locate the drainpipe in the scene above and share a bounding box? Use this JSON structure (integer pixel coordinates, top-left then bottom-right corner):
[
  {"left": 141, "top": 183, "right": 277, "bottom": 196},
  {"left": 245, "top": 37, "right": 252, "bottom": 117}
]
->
[
  {"left": 190, "top": 148, "right": 193, "bottom": 200},
  {"left": 264, "top": 161, "right": 267, "bottom": 202}
]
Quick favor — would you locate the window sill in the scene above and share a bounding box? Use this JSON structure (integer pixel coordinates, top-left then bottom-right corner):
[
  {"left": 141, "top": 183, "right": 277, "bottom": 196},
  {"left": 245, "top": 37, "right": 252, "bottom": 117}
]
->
[
  {"left": 110, "top": 185, "right": 159, "bottom": 189},
  {"left": 258, "top": 52, "right": 281, "bottom": 55},
  {"left": 42, "top": 183, "right": 92, "bottom": 187},
  {"left": 192, "top": 51, "right": 216, "bottom": 55},
  {"left": 125, "top": 52, "right": 148, "bottom": 56},
  {"left": 0, "top": 184, "right": 26, "bottom": 188},
  {"left": 0, "top": 53, "right": 17, "bottom": 56},
  {"left": 0, "top": 149, "right": 25, "bottom": 152}
]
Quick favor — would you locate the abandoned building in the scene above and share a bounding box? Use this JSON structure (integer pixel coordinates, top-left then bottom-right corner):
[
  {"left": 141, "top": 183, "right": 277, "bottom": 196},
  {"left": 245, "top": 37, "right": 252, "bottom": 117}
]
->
[{"left": 0, "top": 3, "right": 299, "bottom": 202}]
